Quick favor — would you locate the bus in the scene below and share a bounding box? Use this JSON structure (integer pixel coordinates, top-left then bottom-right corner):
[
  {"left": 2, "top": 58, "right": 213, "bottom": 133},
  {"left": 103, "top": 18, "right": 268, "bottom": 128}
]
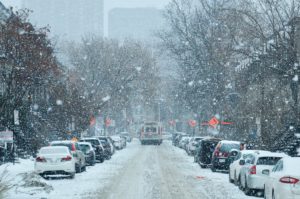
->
[{"left": 140, "top": 122, "right": 162, "bottom": 145}]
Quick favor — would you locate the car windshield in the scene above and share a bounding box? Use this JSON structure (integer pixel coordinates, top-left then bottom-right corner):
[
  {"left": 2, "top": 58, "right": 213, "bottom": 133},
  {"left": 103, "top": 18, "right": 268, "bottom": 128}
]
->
[
  {"left": 145, "top": 127, "right": 157, "bottom": 132},
  {"left": 257, "top": 157, "right": 282, "bottom": 165}
]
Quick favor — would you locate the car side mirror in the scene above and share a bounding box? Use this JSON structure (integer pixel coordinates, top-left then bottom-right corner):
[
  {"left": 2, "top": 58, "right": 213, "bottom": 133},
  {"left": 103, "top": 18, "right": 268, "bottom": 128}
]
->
[
  {"left": 239, "top": 159, "right": 245, "bottom": 165},
  {"left": 262, "top": 169, "right": 270, "bottom": 176}
]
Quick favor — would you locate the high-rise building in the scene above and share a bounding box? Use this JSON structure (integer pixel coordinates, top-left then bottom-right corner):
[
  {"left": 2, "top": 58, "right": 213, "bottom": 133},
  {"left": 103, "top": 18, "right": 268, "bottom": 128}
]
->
[
  {"left": 108, "top": 7, "right": 164, "bottom": 42},
  {"left": 22, "top": 0, "right": 104, "bottom": 41}
]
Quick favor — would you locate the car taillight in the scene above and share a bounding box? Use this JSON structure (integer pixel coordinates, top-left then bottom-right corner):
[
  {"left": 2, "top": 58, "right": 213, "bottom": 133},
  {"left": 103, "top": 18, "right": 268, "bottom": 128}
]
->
[
  {"left": 249, "top": 165, "right": 256, "bottom": 175},
  {"left": 36, "top": 156, "right": 46, "bottom": 162},
  {"left": 71, "top": 144, "right": 76, "bottom": 151},
  {"left": 214, "top": 151, "right": 220, "bottom": 157},
  {"left": 280, "top": 177, "right": 300, "bottom": 184},
  {"left": 61, "top": 156, "right": 72, "bottom": 162}
]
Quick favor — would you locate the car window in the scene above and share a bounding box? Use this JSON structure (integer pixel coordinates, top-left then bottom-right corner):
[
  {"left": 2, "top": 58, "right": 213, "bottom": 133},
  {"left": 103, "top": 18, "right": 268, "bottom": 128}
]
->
[
  {"left": 220, "top": 143, "right": 240, "bottom": 152},
  {"left": 257, "top": 157, "right": 282, "bottom": 166},
  {"left": 79, "top": 144, "right": 90, "bottom": 153}
]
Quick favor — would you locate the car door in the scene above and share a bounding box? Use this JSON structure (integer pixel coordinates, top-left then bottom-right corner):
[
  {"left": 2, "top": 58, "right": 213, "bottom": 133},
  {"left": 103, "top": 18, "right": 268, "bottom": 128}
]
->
[
  {"left": 76, "top": 142, "right": 85, "bottom": 166},
  {"left": 271, "top": 160, "right": 283, "bottom": 198}
]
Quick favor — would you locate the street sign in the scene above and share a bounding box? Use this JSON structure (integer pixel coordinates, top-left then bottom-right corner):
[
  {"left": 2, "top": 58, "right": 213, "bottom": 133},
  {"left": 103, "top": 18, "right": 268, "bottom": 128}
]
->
[
  {"left": 105, "top": 118, "right": 112, "bottom": 127},
  {"left": 202, "top": 116, "right": 233, "bottom": 128},
  {"left": 188, "top": 120, "right": 197, "bottom": 127},
  {"left": 90, "top": 116, "right": 96, "bottom": 126},
  {"left": 0, "top": 130, "right": 13, "bottom": 142}
]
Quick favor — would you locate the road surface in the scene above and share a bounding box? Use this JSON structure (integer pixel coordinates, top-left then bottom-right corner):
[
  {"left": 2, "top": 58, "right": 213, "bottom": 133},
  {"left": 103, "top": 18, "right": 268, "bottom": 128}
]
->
[
  {"left": 4, "top": 139, "right": 257, "bottom": 199},
  {"left": 90, "top": 140, "right": 256, "bottom": 199}
]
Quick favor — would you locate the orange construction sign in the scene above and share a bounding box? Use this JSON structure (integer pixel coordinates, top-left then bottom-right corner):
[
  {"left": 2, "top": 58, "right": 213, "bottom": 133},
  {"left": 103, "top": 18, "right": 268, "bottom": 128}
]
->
[{"left": 202, "top": 116, "right": 233, "bottom": 128}]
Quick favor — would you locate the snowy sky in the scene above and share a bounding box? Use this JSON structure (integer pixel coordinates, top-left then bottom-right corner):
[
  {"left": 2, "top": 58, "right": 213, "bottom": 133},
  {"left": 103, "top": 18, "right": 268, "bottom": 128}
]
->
[{"left": 0, "top": 0, "right": 171, "bottom": 37}]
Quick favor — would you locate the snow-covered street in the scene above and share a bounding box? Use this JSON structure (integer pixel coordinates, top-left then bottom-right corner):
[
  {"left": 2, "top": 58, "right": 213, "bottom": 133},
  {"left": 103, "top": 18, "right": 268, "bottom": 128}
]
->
[{"left": 2, "top": 139, "right": 257, "bottom": 199}]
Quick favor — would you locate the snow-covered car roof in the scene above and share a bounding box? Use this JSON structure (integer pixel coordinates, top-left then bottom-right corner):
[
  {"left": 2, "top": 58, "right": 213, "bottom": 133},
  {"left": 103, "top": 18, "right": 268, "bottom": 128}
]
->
[
  {"left": 219, "top": 140, "right": 240, "bottom": 145},
  {"left": 110, "top": 136, "right": 121, "bottom": 141},
  {"left": 253, "top": 151, "right": 288, "bottom": 158},
  {"left": 50, "top": 140, "right": 76, "bottom": 144}
]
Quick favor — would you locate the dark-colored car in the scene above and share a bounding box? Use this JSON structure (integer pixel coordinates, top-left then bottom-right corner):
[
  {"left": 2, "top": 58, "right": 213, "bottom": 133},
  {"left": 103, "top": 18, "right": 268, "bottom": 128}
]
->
[
  {"left": 97, "top": 136, "right": 115, "bottom": 155},
  {"left": 194, "top": 138, "right": 221, "bottom": 168},
  {"left": 211, "top": 140, "right": 240, "bottom": 172},
  {"left": 99, "top": 140, "right": 112, "bottom": 160},
  {"left": 80, "top": 138, "right": 105, "bottom": 163},
  {"left": 78, "top": 142, "right": 96, "bottom": 166}
]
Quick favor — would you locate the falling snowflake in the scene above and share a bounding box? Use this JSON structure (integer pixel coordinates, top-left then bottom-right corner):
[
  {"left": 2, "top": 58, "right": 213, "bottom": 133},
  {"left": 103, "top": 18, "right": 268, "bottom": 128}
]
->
[
  {"left": 293, "top": 75, "right": 298, "bottom": 82},
  {"left": 56, "top": 99, "right": 63, "bottom": 105},
  {"left": 102, "top": 95, "right": 111, "bottom": 102}
]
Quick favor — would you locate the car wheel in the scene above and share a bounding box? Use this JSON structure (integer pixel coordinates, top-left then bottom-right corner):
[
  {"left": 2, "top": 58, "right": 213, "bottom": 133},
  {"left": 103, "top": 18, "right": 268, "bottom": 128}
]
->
[
  {"left": 234, "top": 172, "right": 239, "bottom": 186},
  {"left": 82, "top": 165, "right": 86, "bottom": 172},
  {"left": 229, "top": 170, "right": 234, "bottom": 183},
  {"left": 211, "top": 164, "right": 216, "bottom": 172},
  {"left": 244, "top": 180, "right": 252, "bottom": 196},
  {"left": 238, "top": 175, "right": 244, "bottom": 191},
  {"left": 75, "top": 163, "right": 81, "bottom": 173},
  {"left": 200, "top": 164, "right": 206, "bottom": 168},
  {"left": 69, "top": 172, "right": 75, "bottom": 179}
]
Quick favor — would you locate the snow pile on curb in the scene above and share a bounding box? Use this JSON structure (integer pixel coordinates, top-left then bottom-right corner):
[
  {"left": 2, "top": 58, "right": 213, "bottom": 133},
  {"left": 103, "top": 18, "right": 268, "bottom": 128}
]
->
[{"left": 0, "top": 158, "right": 53, "bottom": 198}]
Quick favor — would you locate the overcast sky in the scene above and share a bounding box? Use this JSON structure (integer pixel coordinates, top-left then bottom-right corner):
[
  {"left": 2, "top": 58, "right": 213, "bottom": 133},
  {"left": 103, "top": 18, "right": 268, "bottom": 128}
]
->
[{"left": 0, "top": 0, "right": 171, "bottom": 37}]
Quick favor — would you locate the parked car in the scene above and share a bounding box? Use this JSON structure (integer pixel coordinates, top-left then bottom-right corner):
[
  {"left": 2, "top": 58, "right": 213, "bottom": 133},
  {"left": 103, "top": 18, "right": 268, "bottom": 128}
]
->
[
  {"left": 120, "top": 135, "right": 127, "bottom": 148},
  {"left": 111, "top": 135, "right": 123, "bottom": 150},
  {"left": 229, "top": 150, "right": 261, "bottom": 185},
  {"left": 80, "top": 138, "right": 105, "bottom": 163},
  {"left": 186, "top": 137, "right": 205, "bottom": 156},
  {"left": 173, "top": 132, "right": 187, "bottom": 147},
  {"left": 50, "top": 140, "right": 86, "bottom": 173},
  {"left": 264, "top": 157, "right": 300, "bottom": 199},
  {"left": 179, "top": 136, "right": 189, "bottom": 149},
  {"left": 35, "top": 146, "right": 76, "bottom": 179},
  {"left": 239, "top": 151, "right": 288, "bottom": 196},
  {"left": 120, "top": 132, "right": 132, "bottom": 142},
  {"left": 99, "top": 139, "right": 112, "bottom": 159},
  {"left": 78, "top": 142, "right": 96, "bottom": 166},
  {"left": 97, "top": 136, "right": 115, "bottom": 155},
  {"left": 211, "top": 140, "right": 240, "bottom": 172},
  {"left": 194, "top": 137, "right": 221, "bottom": 168}
]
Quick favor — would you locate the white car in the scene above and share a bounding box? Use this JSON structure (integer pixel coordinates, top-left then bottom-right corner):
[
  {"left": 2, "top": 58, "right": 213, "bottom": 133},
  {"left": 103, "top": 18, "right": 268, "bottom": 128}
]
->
[
  {"left": 186, "top": 137, "right": 204, "bottom": 156},
  {"left": 111, "top": 135, "right": 123, "bottom": 150},
  {"left": 239, "top": 151, "right": 288, "bottom": 196},
  {"left": 264, "top": 157, "right": 300, "bottom": 199},
  {"left": 35, "top": 146, "right": 76, "bottom": 179},
  {"left": 179, "top": 136, "right": 189, "bottom": 149},
  {"left": 229, "top": 150, "right": 263, "bottom": 185}
]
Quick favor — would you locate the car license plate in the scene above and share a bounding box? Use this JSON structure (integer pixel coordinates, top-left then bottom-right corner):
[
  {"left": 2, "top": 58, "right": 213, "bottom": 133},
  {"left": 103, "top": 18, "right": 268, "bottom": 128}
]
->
[{"left": 219, "top": 159, "right": 225, "bottom": 163}]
